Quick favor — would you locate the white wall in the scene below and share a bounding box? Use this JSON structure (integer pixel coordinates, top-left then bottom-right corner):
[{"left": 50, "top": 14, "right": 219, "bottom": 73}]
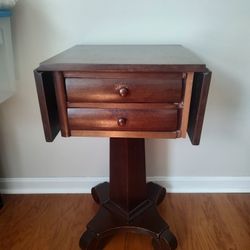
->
[{"left": 0, "top": 0, "right": 249, "bottom": 180}]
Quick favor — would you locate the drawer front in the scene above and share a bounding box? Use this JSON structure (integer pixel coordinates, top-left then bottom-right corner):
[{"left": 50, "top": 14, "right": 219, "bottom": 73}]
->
[
  {"left": 65, "top": 73, "right": 183, "bottom": 103},
  {"left": 68, "top": 108, "right": 178, "bottom": 132}
]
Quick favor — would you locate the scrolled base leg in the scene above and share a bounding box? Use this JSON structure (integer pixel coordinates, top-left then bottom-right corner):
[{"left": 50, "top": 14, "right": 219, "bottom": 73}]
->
[
  {"left": 147, "top": 182, "right": 166, "bottom": 205},
  {"left": 79, "top": 230, "right": 99, "bottom": 250},
  {"left": 79, "top": 182, "right": 177, "bottom": 250},
  {"left": 152, "top": 229, "right": 178, "bottom": 250},
  {"left": 91, "top": 182, "right": 109, "bottom": 205},
  {"left": 160, "top": 230, "right": 178, "bottom": 250}
]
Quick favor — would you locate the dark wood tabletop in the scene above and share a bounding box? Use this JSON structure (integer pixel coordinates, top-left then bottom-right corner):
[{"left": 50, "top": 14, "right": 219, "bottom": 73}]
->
[{"left": 38, "top": 45, "right": 206, "bottom": 72}]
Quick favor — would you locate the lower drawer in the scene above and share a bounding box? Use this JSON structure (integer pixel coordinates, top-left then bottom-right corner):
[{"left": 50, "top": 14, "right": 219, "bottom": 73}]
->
[{"left": 68, "top": 108, "right": 178, "bottom": 132}]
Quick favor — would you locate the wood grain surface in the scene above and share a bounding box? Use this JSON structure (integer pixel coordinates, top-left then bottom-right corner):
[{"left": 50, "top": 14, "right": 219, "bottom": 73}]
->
[
  {"left": 69, "top": 130, "right": 178, "bottom": 139},
  {"left": 38, "top": 45, "right": 206, "bottom": 72},
  {"left": 187, "top": 70, "right": 211, "bottom": 145},
  {"left": 65, "top": 73, "right": 183, "bottom": 103},
  {"left": 180, "top": 73, "right": 193, "bottom": 138},
  {"left": 34, "top": 46, "right": 211, "bottom": 144},
  {"left": 67, "top": 108, "right": 178, "bottom": 132},
  {"left": 34, "top": 70, "right": 60, "bottom": 142},
  {"left": 53, "top": 71, "right": 70, "bottom": 137},
  {"left": 0, "top": 194, "right": 249, "bottom": 250}
]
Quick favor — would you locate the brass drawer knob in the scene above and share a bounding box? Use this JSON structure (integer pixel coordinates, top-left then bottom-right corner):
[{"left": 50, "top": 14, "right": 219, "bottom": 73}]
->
[
  {"left": 119, "top": 87, "right": 129, "bottom": 97},
  {"left": 117, "top": 118, "right": 127, "bottom": 127}
]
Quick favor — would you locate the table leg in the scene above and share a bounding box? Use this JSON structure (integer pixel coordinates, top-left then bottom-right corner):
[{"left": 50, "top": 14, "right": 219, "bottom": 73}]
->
[{"left": 79, "top": 138, "right": 177, "bottom": 250}]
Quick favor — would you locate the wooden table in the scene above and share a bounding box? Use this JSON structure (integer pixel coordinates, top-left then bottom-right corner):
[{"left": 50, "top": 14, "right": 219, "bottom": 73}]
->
[{"left": 34, "top": 45, "right": 211, "bottom": 249}]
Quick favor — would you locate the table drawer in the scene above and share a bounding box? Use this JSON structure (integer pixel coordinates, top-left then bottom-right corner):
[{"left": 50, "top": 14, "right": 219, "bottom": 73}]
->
[
  {"left": 65, "top": 73, "right": 183, "bottom": 103},
  {"left": 68, "top": 108, "right": 178, "bottom": 132}
]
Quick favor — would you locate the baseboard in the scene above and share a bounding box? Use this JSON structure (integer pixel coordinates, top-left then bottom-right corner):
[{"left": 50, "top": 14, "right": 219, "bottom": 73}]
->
[
  {"left": 0, "top": 176, "right": 249, "bottom": 194},
  {"left": 0, "top": 177, "right": 108, "bottom": 194},
  {"left": 148, "top": 176, "right": 250, "bottom": 193}
]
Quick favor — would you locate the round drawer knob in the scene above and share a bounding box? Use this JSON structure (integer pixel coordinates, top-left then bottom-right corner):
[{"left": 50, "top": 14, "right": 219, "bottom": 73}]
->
[
  {"left": 119, "top": 87, "right": 129, "bottom": 97},
  {"left": 117, "top": 118, "right": 127, "bottom": 127}
]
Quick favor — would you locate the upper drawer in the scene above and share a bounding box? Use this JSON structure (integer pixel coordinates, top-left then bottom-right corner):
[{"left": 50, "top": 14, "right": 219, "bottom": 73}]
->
[{"left": 65, "top": 73, "right": 183, "bottom": 103}]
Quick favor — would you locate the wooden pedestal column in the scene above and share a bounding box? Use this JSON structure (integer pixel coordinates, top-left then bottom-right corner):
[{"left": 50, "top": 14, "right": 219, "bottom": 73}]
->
[
  {"left": 110, "top": 138, "right": 147, "bottom": 212},
  {"left": 79, "top": 138, "right": 177, "bottom": 250}
]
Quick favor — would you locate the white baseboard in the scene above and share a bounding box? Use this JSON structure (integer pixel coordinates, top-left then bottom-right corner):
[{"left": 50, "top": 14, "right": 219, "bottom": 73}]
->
[
  {"left": 148, "top": 176, "right": 250, "bottom": 193},
  {"left": 0, "top": 176, "right": 249, "bottom": 194}
]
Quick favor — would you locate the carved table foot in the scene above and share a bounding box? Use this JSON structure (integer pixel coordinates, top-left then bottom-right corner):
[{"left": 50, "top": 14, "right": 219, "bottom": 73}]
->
[
  {"left": 79, "top": 182, "right": 177, "bottom": 250},
  {"left": 91, "top": 182, "right": 109, "bottom": 205},
  {"left": 147, "top": 182, "right": 166, "bottom": 205},
  {"left": 152, "top": 230, "right": 178, "bottom": 250}
]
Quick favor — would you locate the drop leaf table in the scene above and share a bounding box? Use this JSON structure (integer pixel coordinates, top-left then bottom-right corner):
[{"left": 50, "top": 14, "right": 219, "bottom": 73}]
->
[{"left": 34, "top": 45, "right": 211, "bottom": 249}]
